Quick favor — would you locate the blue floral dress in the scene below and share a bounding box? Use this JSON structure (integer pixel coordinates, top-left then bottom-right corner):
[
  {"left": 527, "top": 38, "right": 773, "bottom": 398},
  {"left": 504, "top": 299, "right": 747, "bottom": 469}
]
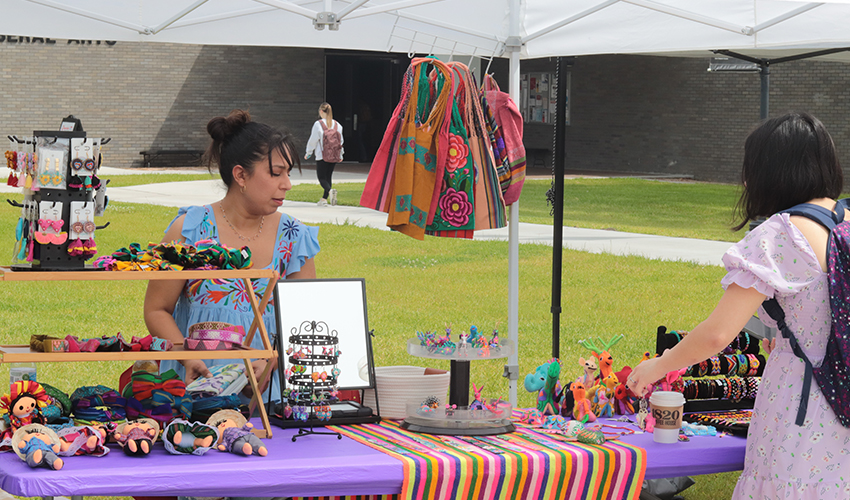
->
[{"left": 159, "top": 205, "right": 320, "bottom": 403}]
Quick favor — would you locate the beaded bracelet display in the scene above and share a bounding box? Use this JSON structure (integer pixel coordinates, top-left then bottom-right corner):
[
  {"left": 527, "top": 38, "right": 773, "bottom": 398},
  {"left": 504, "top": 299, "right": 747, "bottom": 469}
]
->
[
  {"left": 682, "top": 377, "right": 760, "bottom": 401},
  {"left": 684, "top": 353, "right": 765, "bottom": 378}
]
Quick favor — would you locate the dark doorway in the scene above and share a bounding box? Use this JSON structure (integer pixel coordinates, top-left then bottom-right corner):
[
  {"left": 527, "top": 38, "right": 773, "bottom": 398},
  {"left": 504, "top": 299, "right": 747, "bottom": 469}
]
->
[{"left": 326, "top": 52, "right": 409, "bottom": 163}]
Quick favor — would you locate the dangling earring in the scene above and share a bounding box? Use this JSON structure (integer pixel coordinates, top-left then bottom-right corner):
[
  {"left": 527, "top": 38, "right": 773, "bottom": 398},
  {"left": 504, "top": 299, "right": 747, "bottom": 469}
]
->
[
  {"left": 52, "top": 157, "right": 64, "bottom": 186},
  {"left": 241, "top": 184, "right": 246, "bottom": 194},
  {"left": 38, "top": 157, "right": 52, "bottom": 187}
]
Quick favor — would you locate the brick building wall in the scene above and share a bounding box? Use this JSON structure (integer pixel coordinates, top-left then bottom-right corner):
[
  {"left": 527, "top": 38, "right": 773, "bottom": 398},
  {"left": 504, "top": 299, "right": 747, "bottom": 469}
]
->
[
  {"left": 0, "top": 38, "right": 324, "bottom": 168},
  {"left": 2, "top": 37, "right": 848, "bottom": 183},
  {"left": 518, "top": 54, "right": 850, "bottom": 183}
]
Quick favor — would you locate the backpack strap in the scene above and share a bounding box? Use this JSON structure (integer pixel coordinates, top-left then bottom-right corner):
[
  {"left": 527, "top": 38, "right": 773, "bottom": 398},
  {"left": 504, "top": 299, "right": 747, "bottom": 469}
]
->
[
  {"left": 781, "top": 198, "right": 848, "bottom": 230},
  {"left": 319, "top": 120, "right": 328, "bottom": 131},
  {"left": 761, "top": 299, "right": 814, "bottom": 426}
]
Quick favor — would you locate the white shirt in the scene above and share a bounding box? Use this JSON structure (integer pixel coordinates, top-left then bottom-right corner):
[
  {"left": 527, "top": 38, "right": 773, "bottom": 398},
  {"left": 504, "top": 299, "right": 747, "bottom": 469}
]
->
[{"left": 305, "top": 119, "right": 344, "bottom": 162}]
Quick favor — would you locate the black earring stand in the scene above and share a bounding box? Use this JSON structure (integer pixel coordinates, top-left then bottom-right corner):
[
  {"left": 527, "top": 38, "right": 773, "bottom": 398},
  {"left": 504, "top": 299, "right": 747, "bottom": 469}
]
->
[
  {"left": 286, "top": 320, "right": 343, "bottom": 441},
  {"left": 10, "top": 129, "right": 108, "bottom": 272}
]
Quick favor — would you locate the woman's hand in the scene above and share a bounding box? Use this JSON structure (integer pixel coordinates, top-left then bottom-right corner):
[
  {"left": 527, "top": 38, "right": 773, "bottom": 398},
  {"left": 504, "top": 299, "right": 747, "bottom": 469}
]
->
[
  {"left": 304, "top": 153, "right": 310, "bottom": 160},
  {"left": 181, "top": 359, "right": 212, "bottom": 383},
  {"left": 242, "top": 359, "right": 276, "bottom": 397}
]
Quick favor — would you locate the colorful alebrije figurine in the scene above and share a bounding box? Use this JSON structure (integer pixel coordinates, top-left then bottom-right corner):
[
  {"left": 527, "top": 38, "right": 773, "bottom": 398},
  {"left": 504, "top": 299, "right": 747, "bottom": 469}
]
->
[
  {"left": 489, "top": 329, "right": 500, "bottom": 348},
  {"left": 13, "top": 424, "right": 64, "bottom": 470},
  {"left": 577, "top": 356, "right": 598, "bottom": 387},
  {"left": 114, "top": 418, "right": 159, "bottom": 456},
  {"left": 469, "top": 383, "right": 487, "bottom": 411},
  {"left": 523, "top": 358, "right": 562, "bottom": 415},
  {"left": 570, "top": 381, "right": 596, "bottom": 423},
  {"left": 208, "top": 409, "right": 268, "bottom": 457},
  {"left": 578, "top": 334, "right": 624, "bottom": 384},
  {"left": 421, "top": 395, "right": 440, "bottom": 411}
]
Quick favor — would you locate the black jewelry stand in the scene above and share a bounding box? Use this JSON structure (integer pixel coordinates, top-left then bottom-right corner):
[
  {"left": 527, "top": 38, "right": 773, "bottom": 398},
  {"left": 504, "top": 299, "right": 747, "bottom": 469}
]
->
[{"left": 285, "top": 320, "right": 342, "bottom": 441}]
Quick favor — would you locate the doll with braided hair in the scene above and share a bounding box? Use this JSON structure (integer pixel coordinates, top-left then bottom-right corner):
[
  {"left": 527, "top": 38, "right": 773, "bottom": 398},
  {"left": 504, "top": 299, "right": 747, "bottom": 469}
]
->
[{"left": 0, "top": 380, "right": 50, "bottom": 450}]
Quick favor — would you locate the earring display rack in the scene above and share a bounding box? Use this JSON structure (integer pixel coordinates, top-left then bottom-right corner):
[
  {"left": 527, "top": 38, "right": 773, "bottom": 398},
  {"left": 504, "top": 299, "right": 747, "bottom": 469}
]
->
[
  {"left": 0, "top": 266, "right": 280, "bottom": 438},
  {"left": 283, "top": 320, "right": 343, "bottom": 441},
  {"left": 9, "top": 130, "right": 100, "bottom": 271},
  {"left": 402, "top": 333, "right": 516, "bottom": 436}
]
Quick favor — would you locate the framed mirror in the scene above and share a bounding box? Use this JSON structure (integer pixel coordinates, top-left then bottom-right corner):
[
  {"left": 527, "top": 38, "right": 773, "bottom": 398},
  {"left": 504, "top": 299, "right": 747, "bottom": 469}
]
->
[{"left": 274, "top": 278, "right": 375, "bottom": 390}]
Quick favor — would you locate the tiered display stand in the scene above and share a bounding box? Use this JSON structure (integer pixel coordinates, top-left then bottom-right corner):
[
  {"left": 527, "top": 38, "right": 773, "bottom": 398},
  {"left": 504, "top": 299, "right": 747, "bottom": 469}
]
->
[
  {"left": 285, "top": 320, "right": 343, "bottom": 441},
  {"left": 401, "top": 336, "right": 515, "bottom": 436},
  {"left": 0, "top": 267, "right": 280, "bottom": 438}
]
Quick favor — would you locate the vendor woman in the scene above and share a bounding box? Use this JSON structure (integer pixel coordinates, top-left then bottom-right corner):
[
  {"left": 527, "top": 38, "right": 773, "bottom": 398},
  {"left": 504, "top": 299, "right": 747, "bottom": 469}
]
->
[{"left": 144, "top": 109, "right": 319, "bottom": 402}]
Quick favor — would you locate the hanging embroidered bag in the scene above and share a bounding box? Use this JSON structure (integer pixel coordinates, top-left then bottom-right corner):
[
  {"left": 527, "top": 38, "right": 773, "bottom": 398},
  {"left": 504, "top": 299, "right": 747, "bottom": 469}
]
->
[
  {"left": 426, "top": 63, "right": 475, "bottom": 237},
  {"left": 386, "top": 58, "right": 453, "bottom": 240},
  {"left": 461, "top": 66, "right": 506, "bottom": 230},
  {"left": 483, "top": 74, "right": 526, "bottom": 206},
  {"left": 762, "top": 199, "right": 850, "bottom": 427}
]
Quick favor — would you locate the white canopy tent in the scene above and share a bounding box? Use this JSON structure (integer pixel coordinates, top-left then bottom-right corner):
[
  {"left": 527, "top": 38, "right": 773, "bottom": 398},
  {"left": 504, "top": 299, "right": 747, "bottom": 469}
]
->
[{"left": 6, "top": 0, "right": 850, "bottom": 406}]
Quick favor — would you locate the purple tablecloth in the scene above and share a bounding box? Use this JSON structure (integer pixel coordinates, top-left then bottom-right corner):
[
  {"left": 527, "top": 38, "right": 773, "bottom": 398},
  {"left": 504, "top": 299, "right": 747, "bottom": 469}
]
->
[
  {"left": 0, "top": 421, "right": 403, "bottom": 497},
  {"left": 618, "top": 425, "right": 747, "bottom": 479},
  {"left": 0, "top": 417, "right": 746, "bottom": 496}
]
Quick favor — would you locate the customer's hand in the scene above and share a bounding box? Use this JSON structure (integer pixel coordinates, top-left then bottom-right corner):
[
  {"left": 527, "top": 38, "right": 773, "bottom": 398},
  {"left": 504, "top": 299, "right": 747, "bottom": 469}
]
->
[
  {"left": 627, "top": 356, "right": 665, "bottom": 398},
  {"left": 181, "top": 359, "right": 212, "bottom": 383},
  {"left": 304, "top": 153, "right": 310, "bottom": 160},
  {"left": 762, "top": 338, "right": 777, "bottom": 356}
]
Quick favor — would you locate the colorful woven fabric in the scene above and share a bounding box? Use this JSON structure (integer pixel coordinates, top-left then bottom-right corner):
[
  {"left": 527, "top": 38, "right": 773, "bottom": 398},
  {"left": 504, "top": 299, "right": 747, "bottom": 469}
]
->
[{"left": 322, "top": 416, "right": 645, "bottom": 500}]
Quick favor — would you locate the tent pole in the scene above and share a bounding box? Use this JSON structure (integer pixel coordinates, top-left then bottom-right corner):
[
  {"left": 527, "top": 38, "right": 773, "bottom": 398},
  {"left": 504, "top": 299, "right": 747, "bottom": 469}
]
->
[
  {"left": 505, "top": 0, "right": 521, "bottom": 409},
  {"left": 551, "top": 57, "right": 568, "bottom": 360}
]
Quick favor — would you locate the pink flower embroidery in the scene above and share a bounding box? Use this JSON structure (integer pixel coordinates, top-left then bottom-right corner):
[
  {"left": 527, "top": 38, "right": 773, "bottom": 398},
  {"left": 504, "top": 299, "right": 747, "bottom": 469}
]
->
[
  {"left": 446, "top": 133, "right": 468, "bottom": 172},
  {"left": 439, "top": 188, "right": 473, "bottom": 227}
]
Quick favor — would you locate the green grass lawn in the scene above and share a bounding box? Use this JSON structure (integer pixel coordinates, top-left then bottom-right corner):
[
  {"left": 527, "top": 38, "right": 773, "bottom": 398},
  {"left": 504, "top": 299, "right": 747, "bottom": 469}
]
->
[
  {"left": 0, "top": 176, "right": 749, "bottom": 499},
  {"left": 283, "top": 177, "right": 750, "bottom": 242}
]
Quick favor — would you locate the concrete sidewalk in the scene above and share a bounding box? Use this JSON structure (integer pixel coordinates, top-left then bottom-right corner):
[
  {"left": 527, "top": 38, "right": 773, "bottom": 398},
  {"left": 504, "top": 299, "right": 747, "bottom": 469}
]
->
[{"left": 0, "top": 165, "right": 732, "bottom": 267}]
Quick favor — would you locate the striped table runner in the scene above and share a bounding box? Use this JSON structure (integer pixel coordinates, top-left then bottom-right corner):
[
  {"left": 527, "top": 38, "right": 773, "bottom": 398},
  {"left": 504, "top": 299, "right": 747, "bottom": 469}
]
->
[{"left": 297, "top": 416, "right": 646, "bottom": 500}]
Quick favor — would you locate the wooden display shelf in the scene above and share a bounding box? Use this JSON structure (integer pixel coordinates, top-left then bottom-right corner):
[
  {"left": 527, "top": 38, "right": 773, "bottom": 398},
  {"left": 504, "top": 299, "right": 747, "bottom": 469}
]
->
[
  {"left": 0, "top": 266, "right": 277, "bottom": 281},
  {"left": 0, "top": 343, "right": 277, "bottom": 363},
  {"left": 0, "top": 266, "right": 280, "bottom": 438}
]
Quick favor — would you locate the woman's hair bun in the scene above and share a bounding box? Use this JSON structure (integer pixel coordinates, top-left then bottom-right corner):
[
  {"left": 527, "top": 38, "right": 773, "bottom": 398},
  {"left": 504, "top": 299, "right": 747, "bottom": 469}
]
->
[{"left": 207, "top": 109, "right": 252, "bottom": 142}]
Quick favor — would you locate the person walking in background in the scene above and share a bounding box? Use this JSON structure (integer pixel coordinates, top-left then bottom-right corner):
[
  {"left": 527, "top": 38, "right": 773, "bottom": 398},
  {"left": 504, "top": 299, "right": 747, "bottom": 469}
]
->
[
  {"left": 628, "top": 112, "right": 850, "bottom": 499},
  {"left": 305, "top": 102, "right": 344, "bottom": 206}
]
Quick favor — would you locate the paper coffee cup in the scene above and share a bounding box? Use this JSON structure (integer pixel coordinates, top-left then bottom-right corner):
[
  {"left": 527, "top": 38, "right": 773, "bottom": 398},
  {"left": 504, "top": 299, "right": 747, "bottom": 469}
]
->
[{"left": 649, "top": 391, "right": 685, "bottom": 444}]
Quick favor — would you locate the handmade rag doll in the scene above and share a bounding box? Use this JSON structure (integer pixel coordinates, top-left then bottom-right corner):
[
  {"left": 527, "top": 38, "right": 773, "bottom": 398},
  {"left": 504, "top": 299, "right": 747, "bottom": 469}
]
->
[
  {"left": 12, "top": 424, "right": 63, "bottom": 470},
  {"left": 114, "top": 418, "right": 159, "bottom": 456},
  {"left": 163, "top": 419, "right": 218, "bottom": 455},
  {"left": 208, "top": 409, "right": 268, "bottom": 457},
  {"left": 0, "top": 380, "right": 50, "bottom": 451},
  {"left": 57, "top": 424, "right": 109, "bottom": 457}
]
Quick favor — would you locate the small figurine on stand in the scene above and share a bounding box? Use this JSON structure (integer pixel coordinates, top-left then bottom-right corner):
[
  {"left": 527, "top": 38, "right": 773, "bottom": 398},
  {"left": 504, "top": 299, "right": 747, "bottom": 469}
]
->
[
  {"left": 12, "top": 424, "right": 64, "bottom": 470},
  {"left": 208, "top": 409, "right": 268, "bottom": 457},
  {"left": 470, "top": 383, "right": 486, "bottom": 411},
  {"left": 114, "top": 418, "right": 159, "bottom": 456}
]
